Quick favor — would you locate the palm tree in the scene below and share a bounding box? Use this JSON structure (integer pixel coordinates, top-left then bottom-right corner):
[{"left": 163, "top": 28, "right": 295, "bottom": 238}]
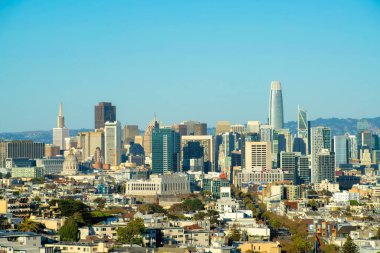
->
[{"left": 18, "top": 219, "right": 45, "bottom": 233}]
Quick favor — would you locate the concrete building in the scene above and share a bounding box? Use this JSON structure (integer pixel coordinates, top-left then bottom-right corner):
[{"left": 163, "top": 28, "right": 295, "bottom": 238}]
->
[
  {"left": 143, "top": 117, "right": 160, "bottom": 158},
  {"left": 181, "top": 135, "right": 214, "bottom": 172},
  {"left": 0, "top": 198, "right": 31, "bottom": 217},
  {"left": 234, "top": 167, "right": 285, "bottom": 188},
  {"left": 104, "top": 121, "right": 122, "bottom": 167},
  {"left": 333, "top": 191, "right": 360, "bottom": 203},
  {"left": 36, "top": 157, "right": 64, "bottom": 175},
  {"left": 123, "top": 125, "right": 139, "bottom": 144},
  {"left": 53, "top": 102, "right": 69, "bottom": 150},
  {"left": 77, "top": 129, "right": 104, "bottom": 162},
  {"left": 0, "top": 141, "right": 45, "bottom": 168},
  {"left": 11, "top": 167, "right": 43, "bottom": 179},
  {"left": 94, "top": 102, "right": 116, "bottom": 130},
  {"left": 245, "top": 142, "right": 272, "bottom": 170},
  {"left": 315, "top": 149, "right": 335, "bottom": 183},
  {"left": 44, "top": 144, "right": 60, "bottom": 158},
  {"left": 247, "top": 121, "right": 261, "bottom": 134},
  {"left": 45, "top": 242, "right": 108, "bottom": 253},
  {"left": 215, "top": 121, "right": 231, "bottom": 135},
  {"left": 125, "top": 174, "right": 190, "bottom": 196},
  {"left": 311, "top": 126, "right": 331, "bottom": 183}
]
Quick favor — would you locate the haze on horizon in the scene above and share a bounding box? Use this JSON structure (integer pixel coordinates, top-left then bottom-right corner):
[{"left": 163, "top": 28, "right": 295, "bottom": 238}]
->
[{"left": 0, "top": 0, "right": 380, "bottom": 132}]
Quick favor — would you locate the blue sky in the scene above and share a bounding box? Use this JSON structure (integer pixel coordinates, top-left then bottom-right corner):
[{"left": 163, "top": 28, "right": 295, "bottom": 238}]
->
[{"left": 0, "top": 0, "right": 380, "bottom": 132}]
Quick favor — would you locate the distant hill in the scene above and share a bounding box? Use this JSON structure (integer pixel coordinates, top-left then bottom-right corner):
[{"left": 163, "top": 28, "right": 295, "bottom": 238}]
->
[
  {"left": 285, "top": 117, "right": 380, "bottom": 136},
  {"left": 0, "top": 129, "right": 92, "bottom": 144},
  {"left": 1, "top": 117, "right": 380, "bottom": 143}
]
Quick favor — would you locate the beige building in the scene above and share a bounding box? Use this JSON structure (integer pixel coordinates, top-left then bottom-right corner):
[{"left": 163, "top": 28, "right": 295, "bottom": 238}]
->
[
  {"left": 216, "top": 121, "right": 231, "bottom": 135},
  {"left": 0, "top": 198, "right": 31, "bottom": 217},
  {"left": 77, "top": 130, "right": 104, "bottom": 161},
  {"left": 239, "top": 242, "right": 281, "bottom": 253},
  {"left": 30, "top": 217, "right": 66, "bottom": 231},
  {"left": 143, "top": 117, "right": 159, "bottom": 158},
  {"left": 125, "top": 174, "right": 190, "bottom": 196},
  {"left": 181, "top": 135, "right": 214, "bottom": 170},
  {"left": 45, "top": 242, "right": 108, "bottom": 253},
  {"left": 245, "top": 142, "right": 272, "bottom": 170}
]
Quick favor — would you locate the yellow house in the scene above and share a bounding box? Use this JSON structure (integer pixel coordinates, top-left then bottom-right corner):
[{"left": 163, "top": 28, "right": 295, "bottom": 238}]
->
[{"left": 239, "top": 241, "right": 281, "bottom": 253}]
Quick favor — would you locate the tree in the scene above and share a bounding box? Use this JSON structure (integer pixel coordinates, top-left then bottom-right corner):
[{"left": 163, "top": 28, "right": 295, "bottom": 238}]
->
[
  {"left": 94, "top": 197, "right": 106, "bottom": 210},
  {"left": 18, "top": 219, "right": 45, "bottom": 233},
  {"left": 59, "top": 218, "right": 79, "bottom": 242},
  {"left": 137, "top": 203, "right": 165, "bottom": 214},
  {"left": 227, "top": 224, "right": 241, "bottom": 244},
  {"left": 5, "top": 172, "right": 11, "bottom": 179},
  {"left": 341, "top": 236, "right": 359, "bottom": 253},
  {"left": 117, "top": 218, "right": 145, "bottom": 245},
  {"left": 183, "top": 198, "right": 204, "bottom": 212}
]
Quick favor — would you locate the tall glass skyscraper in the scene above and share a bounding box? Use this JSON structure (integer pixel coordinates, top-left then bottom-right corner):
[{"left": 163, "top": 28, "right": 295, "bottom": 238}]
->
[
  {"left": 269, "top": 81, "right": 284, "bottom": 130},
  {"left": 310, "top": 126, "right": 331, "bottom": 183},
  {"left": 334, "top": 135, "right": 348, "bottom": 168},
  {"left": 152, "top": 128, "right": 180, "bottom": 174}
]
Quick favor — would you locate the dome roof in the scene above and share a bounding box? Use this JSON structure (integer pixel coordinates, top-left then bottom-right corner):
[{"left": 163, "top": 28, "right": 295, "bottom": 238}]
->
[{"left": 65, "top": 151, "right": 78, "bottom": 163}]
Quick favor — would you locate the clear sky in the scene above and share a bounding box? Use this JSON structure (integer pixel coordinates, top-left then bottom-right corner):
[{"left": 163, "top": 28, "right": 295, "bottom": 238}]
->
[{"left": 1, "top": 0, "right": 380, "bottom": 132}]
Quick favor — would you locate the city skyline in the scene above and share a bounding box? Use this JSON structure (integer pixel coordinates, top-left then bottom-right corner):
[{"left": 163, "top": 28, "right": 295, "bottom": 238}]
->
[{"left": 1, "top": 1, "right": 380, "bottom": 132}]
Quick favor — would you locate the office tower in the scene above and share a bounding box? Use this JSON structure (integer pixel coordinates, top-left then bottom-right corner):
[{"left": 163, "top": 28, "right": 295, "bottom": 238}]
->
[
  {"left": 44, "top": 144, "right": 61, "bottom": 158},
  {"left": 53, "top": 102, "right": 69, "bottom": 150},
  {"left": 347, "top": 135, "right": 358, "bottom": 161},
  {"left": 0, "top": 141, "right": 45, "bottom": 168},
  {"left": 361, "top": 131, "right": 372, "bottom": 147},
  {"left": 231, "top": 150, "right": 242, "bottom": 167},
  {"left": 104, "top": 121, "right": 122, "bottom": 166},
  {"left": 298, "top": 155, "right": 310, "bottom": 184},
  {"left": 334, "top": 135, "right": 348, "bottom": 167},
  {"left": 172, "top": 124, "right": 188, "bottom": 136},
  {"left": 293, "top": 137, "right": 306, "bottom": 155},
  {"left": 181, "top": 135, "right": 214, "bottom": 172},
  {"left": 245, "top": 141, "right": 272, "bottom": 170},
  {"left": 181, "top": 121, "right": 207, "bottom": 135},
  {"left": 193, "top": 123, "right": 207, "bottom": 135},
  {"left": 94, "top": 102, "right": 116, "bottom": 129},
  {"left": 360, "top": 147, "right": 372, "bottom": 166},
  {"left": 152, "top": 128, "right": 180, "bottom": 174},
  {"left": 298, "top": 107, "right": 309, "bottom": 153},
  {"left": 298, "top": 107, "right": 308, "bottom": 138},
  {"left": 216, "top": 121, "right": 231, "bottom": 135},
  {"left": 260, "top": 125, "right": 272, "bottom": 142},
  {"left": 247, "top": 121, "right": 261, "bottom": 134},
  {"left": 241, "top": 133, "right": 260, "bottom": 169},
  {"left": 307, "top": 121, "right": 312, "bottom": 155},
  {"left": 311, "top": 126, "right": 331, "bottom": 183},
  {"left": 182, "top": 141, "right": 204, "bottom": 172},
  {"left": 280, "top": 151, "right": 299, "bottom": 184},
  {"left": 128, "top": 143, "right": 145, "bottom": 166},
  {"left": 316, "top": 149, "right": 335, "bottom": 183},
  {"left": 77, "top": 129, "right": 105, "bottom": 162},
  {"left": 123, "top": 125, "right": 139, "bottom": 144},
  {"left": 134, "top": 136, "right": 144, "bottom": 146},
  {"left": 269, "top": 81, "right": 284, "bottom": 130},
  {"left": 230, "top": 124, "right": 246, "bottom": 134},
  {"left": 372, "top": 150, "right": 380, "bottom": 165},
  {"left": 218, "top": 132, "right": 240, "bottom": 171},
  {"left": 372, "top": 134, "right": 380, "bottom": 150},
  {"left": 143, "top": 117, "right": 159, "bottom": 158}
]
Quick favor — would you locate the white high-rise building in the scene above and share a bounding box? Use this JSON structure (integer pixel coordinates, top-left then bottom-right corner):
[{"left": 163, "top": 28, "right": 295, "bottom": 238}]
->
[
  {"left": 104, "top": 121, "right": 122, "bottom": 166},
  {"left": 245, "top": 141, "right": 272, "bottom": 170},
  {"left": 311, "top": 126, "right": 331, "bottom": 183},
  {"left": 53, "top": 102, "right": 69, "bottom": 150}
]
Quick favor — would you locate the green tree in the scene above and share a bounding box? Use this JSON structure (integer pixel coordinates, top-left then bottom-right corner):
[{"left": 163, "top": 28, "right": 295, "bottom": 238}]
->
[
  {"left": 18, "top": 219, "right": 45, "bottom": 233},
  {"left": 59, "top": 218, "right": 79, "bottom": 242},
  {"left": 183, "top": 198, "right": 204, "bottom": 212},
  {"left": 5, "top": 172, "right": 11, "bottom": 179},
  {"left": 117, "top": 218, "right": 145, "bottom": 245},
  {"left": 137, "top": 203, "right": 165, "bottom": 214},
  {"left": 341, "top": 236, "right": 359, "bottom": 253}
]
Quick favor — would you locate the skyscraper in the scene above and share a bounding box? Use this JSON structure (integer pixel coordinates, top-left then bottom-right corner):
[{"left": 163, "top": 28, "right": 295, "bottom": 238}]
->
[
  {"left": 269, "top": 81, "right": 284, "bottom": 130},
  {"left": 104, "top": 121, "right": 122, "bottom": 167},
  {"left": 95, "top": 102, "right": 116, "bottom": 129},
  {"left": 123, "top": 125, "right": 139, "bottom": 144},
  {"left": 216, "top": 121, "right": 231, "bottom": 135},
  {"left": 311, "top": 126, "right": 331, "bottom": 183},
  {"left": 181, "top": 135, "right": 214, "bottom": 172},
  {"left": 298, "top": 107, "right": 309, "bottom": 153},
  {"left": 143, "top": 117, "right": 160, "bottom": 158},
  {"left": 151, "top": 128, "right": 180, "bottom": 174},
  {"left": 53, "top": 102, "right": 69, "bottom": 150},
  {"left": 334, "top": 135, "right": 348, "bottom": 167},
  {"left": 316, "top": 149, "right": 335, "bottom": 183}
]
